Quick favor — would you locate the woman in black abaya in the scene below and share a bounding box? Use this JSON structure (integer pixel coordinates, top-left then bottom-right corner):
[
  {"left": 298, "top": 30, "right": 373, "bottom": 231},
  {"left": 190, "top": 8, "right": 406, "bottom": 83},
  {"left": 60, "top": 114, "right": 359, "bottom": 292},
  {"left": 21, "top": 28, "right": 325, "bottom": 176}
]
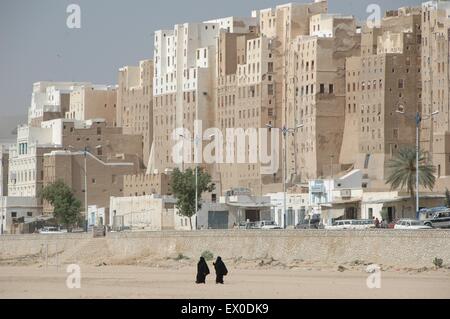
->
[
  {"left": 196, "top": 257, "right": 210, "bottom": 284},
  {"left": 213, "top": 256, "right": 228, "bottom": 284}
]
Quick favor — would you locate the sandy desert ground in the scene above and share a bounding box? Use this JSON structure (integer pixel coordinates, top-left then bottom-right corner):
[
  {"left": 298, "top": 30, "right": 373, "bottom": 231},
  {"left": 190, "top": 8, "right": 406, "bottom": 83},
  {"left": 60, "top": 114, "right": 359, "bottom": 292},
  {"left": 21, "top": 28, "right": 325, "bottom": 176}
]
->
[{"left": 1, "top": 263, "right": 449, "bottom": 299}]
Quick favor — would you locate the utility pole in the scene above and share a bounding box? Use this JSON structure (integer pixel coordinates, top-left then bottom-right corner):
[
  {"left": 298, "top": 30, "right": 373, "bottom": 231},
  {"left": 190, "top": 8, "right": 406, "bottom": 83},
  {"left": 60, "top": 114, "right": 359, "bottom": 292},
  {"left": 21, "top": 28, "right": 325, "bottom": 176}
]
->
[
  {"left": 66, "top": 145, "right": 89, "bottom": 230},
  {"left": 266, "top": 123, "right": 303, "bottom": 228},
  {"left": 284, "top": 128, "right": 287, "bottom": 228},
  {"left": 330, "top": 155, "right": 334, "bottom": 180},
  {"left": 84, "top": 147, "right": 88, "bottom": 232},
  {"left": 397, "top": 109, "right": 439, "bottom": 217},
  {"left": 415, "top": 112, "right": 420, "bottom": 217}
]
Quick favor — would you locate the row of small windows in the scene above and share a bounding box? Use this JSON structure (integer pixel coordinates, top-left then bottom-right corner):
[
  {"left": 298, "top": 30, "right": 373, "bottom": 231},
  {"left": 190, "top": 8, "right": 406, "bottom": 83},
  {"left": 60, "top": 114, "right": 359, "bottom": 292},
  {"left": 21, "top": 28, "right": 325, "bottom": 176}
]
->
[
  {"left": 154, "top": 94, "right": 176, "bottom": 108},
  {"left": 348, "top": 103, "right": 383, "bottom": 115},
  {"left": 153, "top": 92, "right": 199, "bottom": 107},
  {"left": 123, "top": 86, "right": 151, "bottom": 96},
  {"left": 155, "top": 69, "right": 198, "bottom": 86},
  {"left": 296, "top": 60, "right": 315, "bottom": 72},
  {"left": 219, "top": 95, "right": 236, "bottom": 107},
  {"left": 347, "top": 80, "right": 385, "bottom": 92},
  {"left": 248, "top": 39, "right": 261, "bottom": 50},
  {"left": 8, "top": 212, "right": 34, "bottom": 218},
  {"left": 155, "top": 112, "right": 197, "bottom": 126},
  {"left": 155, "top": 25, "right": 216, "bottom": 44},
  {"left": 296, "top": 83, "right": 333, "bottom": 96},
  {"left": 123, "top": 103, "right": 150, "bottom": 112},
  {"left": 237, "top": 108, "right": 260, "bottom": 119},
  {"left": 361, "top": 127, "right": 400, "bottom": 140},
  {"left": 261, "top": 18, "right": 276, "bottom": 30},
  {"left": 10, "top": 170, "right": 37, "bottom": 183},
  {"left": 221, "top": 118, "right": 235, "bottom": 128}
]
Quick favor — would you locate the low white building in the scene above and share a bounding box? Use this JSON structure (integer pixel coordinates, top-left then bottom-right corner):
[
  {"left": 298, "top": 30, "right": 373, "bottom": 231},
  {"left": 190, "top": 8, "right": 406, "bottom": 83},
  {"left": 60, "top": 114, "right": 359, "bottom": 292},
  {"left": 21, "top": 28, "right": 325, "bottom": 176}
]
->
[
  {"left": 87, "top": 205, "right": 106, "bottom": 228},
  {"left": 0, "top": 196, "right": 41, "bottom": 234},
  {"left": 219, "top": 188, "right": 272, "bottom": 224},
  {"left": 109, "top": 195, "right": 192, "bottom": 231},
  {"left": 361, "top": 191, "right": 445, "bottom": 221},
  {"left": 196, "top": 188, "right": 273, "bottom": 230},
  {"left": 309, "top": 170, "right": 363, "bottom": 224},
  {"left": 266, "top": 192, "right": 310, "bottom": 228}
]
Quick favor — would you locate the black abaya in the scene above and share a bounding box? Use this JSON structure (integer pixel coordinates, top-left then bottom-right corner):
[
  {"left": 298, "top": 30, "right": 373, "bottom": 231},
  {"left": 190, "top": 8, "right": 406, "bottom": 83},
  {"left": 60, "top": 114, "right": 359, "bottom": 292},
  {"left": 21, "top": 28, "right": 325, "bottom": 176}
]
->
[
  {"left": 213, "top": 257, "right": 228, "bottom": 284},
  {"left": 196, "top": 257, "right": 210, "bottom": 284}
]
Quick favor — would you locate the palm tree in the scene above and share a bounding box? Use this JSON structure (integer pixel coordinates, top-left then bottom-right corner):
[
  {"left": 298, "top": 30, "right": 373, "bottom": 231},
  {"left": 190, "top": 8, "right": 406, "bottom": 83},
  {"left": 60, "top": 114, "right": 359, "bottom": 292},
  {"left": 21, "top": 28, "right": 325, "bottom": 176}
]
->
[{"left": 386, "top": 147, "right": 436, "bottom": 211}]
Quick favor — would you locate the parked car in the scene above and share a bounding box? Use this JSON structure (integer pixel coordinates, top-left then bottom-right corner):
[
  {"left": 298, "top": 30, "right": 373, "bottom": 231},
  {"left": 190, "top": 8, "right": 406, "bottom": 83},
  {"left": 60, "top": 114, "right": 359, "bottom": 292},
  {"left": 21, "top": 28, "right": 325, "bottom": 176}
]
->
[
  {"left": 71, "top": 227, "right": 85, "bottom": 233},
  {"left": 325, "top": 219, "right": 376, "bottom": 230},
  {"left": 238, "top": 221, "right": 258, "bottom": 229},
  {"left": 247, "top": 222, "right": 259, "bottom": 229},
  {"left": 255, "top": 220, "right": 282, "bottom": 229},
  {"left": 394, "top": 219, "right": 432, "bottom": 230},
  {"left": 325, "top": 220, "right": 353, "bottom": 230},
  {"left": 295, "top": 216, "right": 321, "bottom": 229},
  {"left": 424, "top": 210, "right": 450, "bottom": 229},
  {"left": 350, "top": 219, "right": 376, "bottom": 230},
  {"left": 38, "top": 226, "right": 68, "bottom": 234}
]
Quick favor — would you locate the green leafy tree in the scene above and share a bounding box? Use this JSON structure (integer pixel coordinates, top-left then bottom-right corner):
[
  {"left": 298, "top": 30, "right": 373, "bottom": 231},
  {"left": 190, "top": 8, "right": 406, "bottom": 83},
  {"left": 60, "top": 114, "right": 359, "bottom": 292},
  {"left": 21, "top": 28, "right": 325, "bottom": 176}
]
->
[
  {"left": 386, "top": 147, "right": 436, "bottom": 212},
  {"left": 170, "top": 167, "right": 215, "bottom": 230},
  {"left": 40, "top": 180, "right": 82, "bottom": 229}
]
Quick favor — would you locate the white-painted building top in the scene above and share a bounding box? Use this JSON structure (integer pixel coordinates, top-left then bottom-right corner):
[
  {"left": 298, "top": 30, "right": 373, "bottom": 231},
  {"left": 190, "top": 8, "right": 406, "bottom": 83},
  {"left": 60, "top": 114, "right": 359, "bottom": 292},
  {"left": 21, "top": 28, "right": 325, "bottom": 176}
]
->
[
  {"left": 28, "top": 81, "right": 90, "bottom": 123},
  {"left": 204, "top": 16, "right": 258, "bottom": 33},
  {"left": 422, "top": 0, "right": 450, "bottom": 12},
  {"left": 310, "top": 13, "right": 356, "bottom": 38},
  {"left": 153, "top": 22, "right": 220, "bottom": 96}
]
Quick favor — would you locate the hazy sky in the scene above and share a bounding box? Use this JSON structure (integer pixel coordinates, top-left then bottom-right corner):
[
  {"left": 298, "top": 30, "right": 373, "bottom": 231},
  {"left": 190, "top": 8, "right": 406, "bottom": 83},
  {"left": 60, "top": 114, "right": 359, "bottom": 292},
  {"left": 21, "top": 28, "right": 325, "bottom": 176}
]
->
[{"left": 0, "top": 0, "right": 421, "bottom": 116}]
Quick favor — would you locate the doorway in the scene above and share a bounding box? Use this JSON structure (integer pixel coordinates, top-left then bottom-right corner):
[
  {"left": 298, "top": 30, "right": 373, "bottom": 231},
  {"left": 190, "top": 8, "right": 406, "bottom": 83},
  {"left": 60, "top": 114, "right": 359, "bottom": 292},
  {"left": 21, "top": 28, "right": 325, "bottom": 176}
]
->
[
  {"left": 345, "top": 207, "right": 357, "bottom": 219},
  {"left": 208, "top": 211, "right": 229, "bottom": 229},
  {"left": 387, "top": 207, "right": 395, "bottom": 222},
  {"left": 245, "top": 210, "right": 260, "bottom": 222}
]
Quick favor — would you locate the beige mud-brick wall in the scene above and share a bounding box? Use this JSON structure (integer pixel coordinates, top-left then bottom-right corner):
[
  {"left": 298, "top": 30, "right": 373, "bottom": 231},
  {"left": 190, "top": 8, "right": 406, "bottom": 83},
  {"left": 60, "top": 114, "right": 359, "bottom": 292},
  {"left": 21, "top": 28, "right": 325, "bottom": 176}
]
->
[
  {"left": 1, "top": 230, "right": 450, "bottom": 268},
  {"left": 117, "top": 60, "right": 154, "bottom": 167}
]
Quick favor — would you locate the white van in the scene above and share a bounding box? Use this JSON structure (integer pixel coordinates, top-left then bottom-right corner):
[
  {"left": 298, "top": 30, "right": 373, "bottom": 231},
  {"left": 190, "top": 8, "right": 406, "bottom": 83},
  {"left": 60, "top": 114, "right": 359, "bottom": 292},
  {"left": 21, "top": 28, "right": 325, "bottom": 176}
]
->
[
  {"left": 325, "top": 219, "right": 375, "bottom": 230},
  {"left": 325, "top": 220, "right": 353, "bottom": 230},
  {"left": 350, "top": 219, "right": 376, "bottom": 230},
  {"left": 424, "top": 211, "right": 450, "bottom": 229}
]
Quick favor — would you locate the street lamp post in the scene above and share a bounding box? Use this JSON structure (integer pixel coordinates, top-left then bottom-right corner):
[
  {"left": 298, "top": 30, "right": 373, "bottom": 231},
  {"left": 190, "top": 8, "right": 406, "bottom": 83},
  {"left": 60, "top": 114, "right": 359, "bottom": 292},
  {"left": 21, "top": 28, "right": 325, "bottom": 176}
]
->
[
  {"left": 84, "top": 147, "right": 88, "bottom": 231},
  {"left": 396, "top": 109, "right": 439, "bottom": 217},
  {"left": 67, "top": 145, "right": 89, "bottom": 231},
  {"left": 266, "top": 123, "right": 304, "bottom": 228},
  {"left": 330, "top": 155, "right": 334, "bottom": 180}
]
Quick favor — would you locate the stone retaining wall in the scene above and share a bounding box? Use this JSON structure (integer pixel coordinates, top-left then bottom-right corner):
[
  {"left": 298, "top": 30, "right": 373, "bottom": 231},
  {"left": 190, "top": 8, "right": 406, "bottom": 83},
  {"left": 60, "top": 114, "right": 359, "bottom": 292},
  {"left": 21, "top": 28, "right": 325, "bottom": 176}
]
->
[{"left": 1, "top": 230, "right": 449, "bottom": 268}]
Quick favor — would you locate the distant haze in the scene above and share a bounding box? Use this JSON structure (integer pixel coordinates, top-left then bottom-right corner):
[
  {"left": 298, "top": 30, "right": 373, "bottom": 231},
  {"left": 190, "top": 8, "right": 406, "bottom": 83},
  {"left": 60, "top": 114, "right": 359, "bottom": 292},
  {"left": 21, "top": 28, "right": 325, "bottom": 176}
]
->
[{"left": 0, "top": 0, "right": 421, "bottom": 129}]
